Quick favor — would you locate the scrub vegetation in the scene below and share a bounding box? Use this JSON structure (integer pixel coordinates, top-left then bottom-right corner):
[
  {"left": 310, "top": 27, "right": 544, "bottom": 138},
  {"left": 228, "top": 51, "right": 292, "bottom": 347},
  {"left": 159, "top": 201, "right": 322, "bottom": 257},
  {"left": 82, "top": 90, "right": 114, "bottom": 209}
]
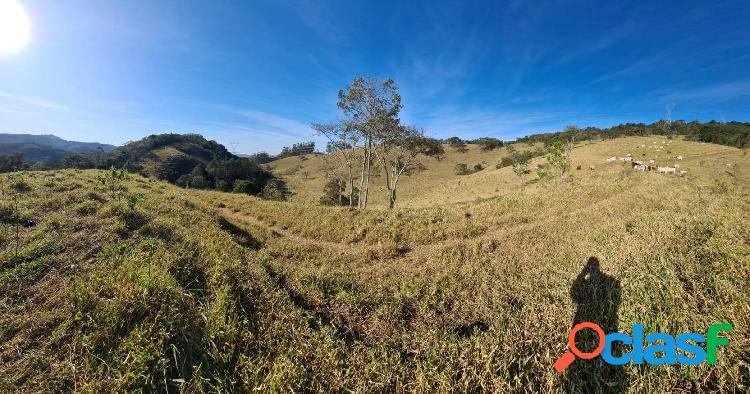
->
[{"left": 1, "top": 135, "right": 749, "bottom": 392}]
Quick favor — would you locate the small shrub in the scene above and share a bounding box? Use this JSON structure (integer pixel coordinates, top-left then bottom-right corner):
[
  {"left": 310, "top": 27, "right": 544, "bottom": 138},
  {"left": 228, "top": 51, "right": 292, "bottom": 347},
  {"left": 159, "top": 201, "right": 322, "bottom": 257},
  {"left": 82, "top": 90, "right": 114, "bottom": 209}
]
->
[
  {"left": 127, "top": 193, "right": 145, "bottom": 210},
  {"left": 536, "top": 164, "right": 549, "bottom": 179},
  {"left": 454, "top": 163, "right": 471, "bottom": 175},
  {"left": 261, "top": 179, "right": 292, "bottom": 201},
  {"left": 472, "top": 137, "right": 504, "bottom": 151},
  {"left": 12, "top": 180, "right": 32, "bottom": 193},
  {"left": 232, "top": 180, "right": 254, "bottom": 194},
  {"left": 97, "top": 167, "right": 129, "bottom": 200},
  {"left": 497, "top": 157, "right": 514, "bottom": 168}
]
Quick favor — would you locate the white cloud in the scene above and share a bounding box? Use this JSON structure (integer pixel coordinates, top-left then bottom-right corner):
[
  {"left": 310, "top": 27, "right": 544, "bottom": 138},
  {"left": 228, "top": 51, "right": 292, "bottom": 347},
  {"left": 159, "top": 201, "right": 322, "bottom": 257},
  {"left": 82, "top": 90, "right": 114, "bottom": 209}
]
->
[
  {"left": 0, "top": 105, "right": 42, "bottom": 116},
  {"left": 0, "top": 92, "right": 70, "bottom": 111},
  {"left": 661, "top": 80, "right": 750, "bottom": 103},
  {"left": 417, "top": 108, "right": 566, "bottom": 140},
  {"left": 233, "top": 109, "right": 314, "bottom": 139}
]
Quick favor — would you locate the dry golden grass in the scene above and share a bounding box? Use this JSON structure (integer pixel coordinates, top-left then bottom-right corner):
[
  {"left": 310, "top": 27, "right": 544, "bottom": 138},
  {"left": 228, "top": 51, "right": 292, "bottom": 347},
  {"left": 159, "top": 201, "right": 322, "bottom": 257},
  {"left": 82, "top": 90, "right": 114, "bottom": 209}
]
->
[
  {"left": 1, "top": 135, "right": 749, "bottom": 392},
  {"left": 269, "top": 136, "right": 747, "bottom": 208}
]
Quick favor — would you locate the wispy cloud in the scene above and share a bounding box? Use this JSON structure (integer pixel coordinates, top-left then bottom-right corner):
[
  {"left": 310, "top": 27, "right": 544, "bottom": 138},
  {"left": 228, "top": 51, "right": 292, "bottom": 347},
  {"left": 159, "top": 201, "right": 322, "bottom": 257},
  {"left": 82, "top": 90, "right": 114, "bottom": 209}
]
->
[
  {"left": 0, "top": 92, "right": 70, "bottom": 112},
  {"left": 554, "top": 22, "right": 637, "bottom": 66},
  {"left": 0, "top": 105, "right": 42, "bottom": 116},
  {"left": 417, "top": 108, "right": 567, "bottom": 140},
  {"left": 280, "top": 0, "right": 348, "bottom": 43},
  {"left": 233, "top": 109, "right": 314, "bottom": 139},
  {"left": 658, "top": 79, "right": 750, "bottom": 104},
  {"left": 588, "top": 53, "right": 667, "bottom": 85}
]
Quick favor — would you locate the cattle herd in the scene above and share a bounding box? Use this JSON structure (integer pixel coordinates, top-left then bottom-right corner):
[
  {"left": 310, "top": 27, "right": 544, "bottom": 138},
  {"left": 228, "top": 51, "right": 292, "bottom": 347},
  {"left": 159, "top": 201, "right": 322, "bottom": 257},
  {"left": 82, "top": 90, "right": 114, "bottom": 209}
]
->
[{"left": 605, "top": 140, "right": 687, "bottom": 176}]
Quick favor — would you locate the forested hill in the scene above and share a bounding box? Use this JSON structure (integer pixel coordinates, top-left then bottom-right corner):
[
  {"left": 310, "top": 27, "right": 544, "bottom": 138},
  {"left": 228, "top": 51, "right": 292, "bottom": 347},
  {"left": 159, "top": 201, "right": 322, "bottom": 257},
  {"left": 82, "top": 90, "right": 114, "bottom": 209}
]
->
[
  {"left": 98, "top": 133, "right": 278, "bottom": 197},
  {"left": 517, "top": 120, "right": 750, "bottom": 148},
  {"left": 0, "top": 133, "right": 116, "bottom": 153},
  {"left": 0, "top": 133, "right": 115, "bottom": 163},
  {"left": 101, "top": 133, "right": 234, "bottom": 171}
]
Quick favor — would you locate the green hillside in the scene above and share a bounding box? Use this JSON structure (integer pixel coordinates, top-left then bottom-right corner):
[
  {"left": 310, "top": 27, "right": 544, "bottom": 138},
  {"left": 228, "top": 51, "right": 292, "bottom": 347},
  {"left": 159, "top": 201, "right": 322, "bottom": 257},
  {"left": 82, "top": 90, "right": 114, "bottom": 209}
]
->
[
  {"left": 101, "top": 134, "right": 234, "bottom": 179},
  {"left": 1, "top": 135, "right": 749, "bottom": 392},
  {"left": 99, "top": 134, "right": 276, "bottom": 195}
]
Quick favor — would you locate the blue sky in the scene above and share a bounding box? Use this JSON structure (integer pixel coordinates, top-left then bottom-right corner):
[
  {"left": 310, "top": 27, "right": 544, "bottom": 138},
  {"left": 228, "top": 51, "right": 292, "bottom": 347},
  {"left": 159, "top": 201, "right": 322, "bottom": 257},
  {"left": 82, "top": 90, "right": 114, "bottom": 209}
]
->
[{"left": 1, "top": 0, "right": 749, "bottom": 154}]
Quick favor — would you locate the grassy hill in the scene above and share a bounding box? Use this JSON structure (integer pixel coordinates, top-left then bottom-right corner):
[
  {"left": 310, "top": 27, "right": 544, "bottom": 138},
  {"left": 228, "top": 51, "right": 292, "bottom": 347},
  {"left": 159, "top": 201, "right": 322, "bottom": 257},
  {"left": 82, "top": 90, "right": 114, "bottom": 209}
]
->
[
  {"left": 1, "top": 136, "right": 749, "bottom": 392},
  {"left": 269, "top": 135, "right": 747, "bottom": 207}
]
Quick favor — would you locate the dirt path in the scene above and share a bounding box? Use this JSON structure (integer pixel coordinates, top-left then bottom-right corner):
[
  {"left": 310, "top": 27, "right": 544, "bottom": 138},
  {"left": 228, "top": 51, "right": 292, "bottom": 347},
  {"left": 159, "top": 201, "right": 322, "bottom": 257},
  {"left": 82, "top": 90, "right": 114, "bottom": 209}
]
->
[{"left": 220, "top": 208, "right": 355, "bottom": 254}]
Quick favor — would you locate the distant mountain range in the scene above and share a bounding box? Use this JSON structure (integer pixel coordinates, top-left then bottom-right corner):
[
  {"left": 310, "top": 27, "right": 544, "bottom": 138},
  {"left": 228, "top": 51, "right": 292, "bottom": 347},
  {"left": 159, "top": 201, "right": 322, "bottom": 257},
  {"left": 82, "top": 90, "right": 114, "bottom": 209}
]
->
[{"left": 0, "top": 133, "right": 116, "bottom": 162}]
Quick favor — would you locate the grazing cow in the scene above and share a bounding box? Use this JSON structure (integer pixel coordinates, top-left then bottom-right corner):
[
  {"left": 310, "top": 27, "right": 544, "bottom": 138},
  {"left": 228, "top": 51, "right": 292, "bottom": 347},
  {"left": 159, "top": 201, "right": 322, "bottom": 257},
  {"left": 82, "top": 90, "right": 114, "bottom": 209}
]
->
[
  {"left": 632, "top": 161, "right": 648, "bottom": 171},
  {"left": 589, "top": 165, "right": 595, "bottom": 170},
  {"left": 606, "top": 156, "right": 617, "bottom": 162},
  {"left": 679, "top": 170, "right": 687, "bottom": 176},
  {"left": 676, "top": 155, "right": 683, "bottom": 160},
  {"left": 657, "top": 166, "right": 677, "bottom": 174}
]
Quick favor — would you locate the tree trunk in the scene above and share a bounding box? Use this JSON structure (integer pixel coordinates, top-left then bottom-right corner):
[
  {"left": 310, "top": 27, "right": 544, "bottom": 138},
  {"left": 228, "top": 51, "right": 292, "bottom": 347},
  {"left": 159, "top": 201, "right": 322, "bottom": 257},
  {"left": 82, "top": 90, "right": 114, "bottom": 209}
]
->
[
  {"left": 347, "top": 164, "right": 354, "bottom": 207},
  {"left": 357, "top": 140, "right": 367, "bottom": 209},
  {"left": 388, "top": 164, "right": 403, "bottom": 209},
  {"left": 337, "top": 179, "right": 343, "bottom": 206},
  {"left": 380, "top": 155, "right": 392, "bottom": 208},
  {"left": 361, "top": 139, "right": 371, "bottom": 209}
]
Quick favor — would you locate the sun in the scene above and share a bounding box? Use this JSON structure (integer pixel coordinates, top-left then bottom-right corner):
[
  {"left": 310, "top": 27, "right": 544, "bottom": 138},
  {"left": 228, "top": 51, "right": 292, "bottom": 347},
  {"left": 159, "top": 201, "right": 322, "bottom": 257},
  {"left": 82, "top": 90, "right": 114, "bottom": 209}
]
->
[{"left": 0, "top": 0, "right": 31, "bottom": 54}]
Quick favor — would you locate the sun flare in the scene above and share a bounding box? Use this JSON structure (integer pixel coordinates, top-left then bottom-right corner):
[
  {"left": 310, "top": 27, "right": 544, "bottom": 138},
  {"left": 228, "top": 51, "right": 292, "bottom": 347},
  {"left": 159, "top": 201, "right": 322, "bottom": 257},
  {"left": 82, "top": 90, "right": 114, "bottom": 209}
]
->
[{"left": 0, "top": 0, "right": 31, "bottom": 54}]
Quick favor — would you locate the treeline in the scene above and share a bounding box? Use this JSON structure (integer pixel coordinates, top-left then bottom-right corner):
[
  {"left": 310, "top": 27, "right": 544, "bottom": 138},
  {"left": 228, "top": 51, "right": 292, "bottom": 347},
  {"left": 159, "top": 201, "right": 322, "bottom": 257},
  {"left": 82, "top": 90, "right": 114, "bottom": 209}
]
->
[
  {"left": 173, "top": 159, "right": 290, "bottom": 200},
  {"left": 0, "top": 153, "right": 24, "bottom": 173},
  {"left": 244, "top": 141, "right": 316, "bottom": 164},
  {"left": 314, "top": 76, "right": 444, "bottom": 209},
  {"left": 516, "top": 121, "right": 750, "bottom": 149},
  {"left": 278, "top": 141, "right": 315, "bottom": 158},
  {"left": 443, "top": 137, "right": 504, "bottom": 151}
]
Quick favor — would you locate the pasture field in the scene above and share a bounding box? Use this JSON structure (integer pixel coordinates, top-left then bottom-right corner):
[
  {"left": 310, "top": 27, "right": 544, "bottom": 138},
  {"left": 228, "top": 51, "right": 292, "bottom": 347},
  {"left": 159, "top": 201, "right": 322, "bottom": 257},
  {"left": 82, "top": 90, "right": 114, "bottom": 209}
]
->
[{"left": 1, "top": 136, "right": 749, "bottom": 392}]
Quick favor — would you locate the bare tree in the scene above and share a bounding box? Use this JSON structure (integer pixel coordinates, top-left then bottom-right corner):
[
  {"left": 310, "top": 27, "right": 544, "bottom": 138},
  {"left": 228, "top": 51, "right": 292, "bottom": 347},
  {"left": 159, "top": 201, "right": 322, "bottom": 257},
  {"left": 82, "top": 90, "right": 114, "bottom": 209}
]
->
[
  {"left": 312, "top": 120, "right": 360, "bottom": 207},
  {"left": 378, "top": 125, "right": 443, "bottom": 208}
]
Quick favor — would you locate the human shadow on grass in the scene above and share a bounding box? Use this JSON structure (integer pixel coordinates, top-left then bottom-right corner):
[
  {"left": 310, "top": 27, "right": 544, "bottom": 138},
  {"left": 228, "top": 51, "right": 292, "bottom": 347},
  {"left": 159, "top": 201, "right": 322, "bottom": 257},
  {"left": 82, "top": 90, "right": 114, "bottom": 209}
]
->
[{"left": 564, "top": 257, "right": 626, "bottom": 393}]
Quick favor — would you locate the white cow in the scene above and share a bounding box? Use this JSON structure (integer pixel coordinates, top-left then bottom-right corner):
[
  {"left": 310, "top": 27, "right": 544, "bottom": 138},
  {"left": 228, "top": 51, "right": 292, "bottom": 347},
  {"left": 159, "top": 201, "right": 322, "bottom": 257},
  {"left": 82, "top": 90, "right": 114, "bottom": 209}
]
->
[
  {"left": 657, "top": 166, "right": 677, "bottom": 174},
  {"left": 676, "top": 155, "right": 683, "bottom": 160},
  {"left": 606, "top": 156, "right": 617, "bottom": 162}
]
